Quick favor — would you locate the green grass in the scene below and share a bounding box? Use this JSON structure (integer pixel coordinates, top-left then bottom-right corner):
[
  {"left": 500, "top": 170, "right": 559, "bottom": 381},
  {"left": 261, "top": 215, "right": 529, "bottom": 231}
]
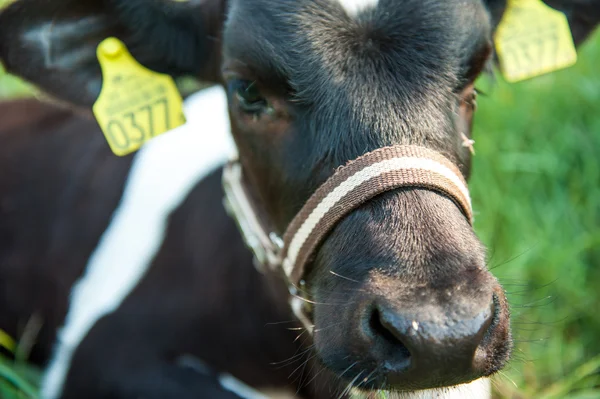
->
[
  {"left": 471, "top": 30, "right": 600, "bottom": 398},
  {"left": 0, "top": 330, "right": 41, "bottom": 399},
  {"left": 1, "top": 12, "right": 599, "bottom": 399},
  {"left": 0, "top": 64, "right": 35, "bottom": 99},
  {"left": 0, "top": 357, "right": 40, "bottom": 399}
]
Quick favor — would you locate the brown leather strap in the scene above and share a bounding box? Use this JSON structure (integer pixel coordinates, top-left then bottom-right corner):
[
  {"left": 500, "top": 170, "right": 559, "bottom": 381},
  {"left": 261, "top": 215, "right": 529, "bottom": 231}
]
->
[
  {"left": 280, "top": 145, "right": 472, "bottom": 285},
  {"left": 222, "top": 145, "right": 472, "bottom": 289}
]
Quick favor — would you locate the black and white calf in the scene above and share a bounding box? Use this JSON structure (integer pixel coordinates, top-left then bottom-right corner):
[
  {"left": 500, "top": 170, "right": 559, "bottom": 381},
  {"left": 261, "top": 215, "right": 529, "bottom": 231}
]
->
[
  {"left": 0, "top": 87, "right": 491, "bottom": 399},
  {"left": 1, "top": 0, "right": 599, "bottom": 398},
  {"left": 1, "top": 88, "right": 308, "bottom": 399}
]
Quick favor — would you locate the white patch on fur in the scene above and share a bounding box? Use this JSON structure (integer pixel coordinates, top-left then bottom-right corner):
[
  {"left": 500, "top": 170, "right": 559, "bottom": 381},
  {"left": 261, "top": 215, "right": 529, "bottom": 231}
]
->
[
  {"left": 218, "top": 374, "right": 270, "bottom": 399},
  {"left": 176, "top": 355, "right": 289, "bottom": 399},
  {"left": 352, "top": 378, "right": 492, "bottom": 399},
  {"left": 40, "top": 86, "right": 235, "bottom": 399},
  {"left": 335, "top": 0, "right": 379, "bottom": 17}
]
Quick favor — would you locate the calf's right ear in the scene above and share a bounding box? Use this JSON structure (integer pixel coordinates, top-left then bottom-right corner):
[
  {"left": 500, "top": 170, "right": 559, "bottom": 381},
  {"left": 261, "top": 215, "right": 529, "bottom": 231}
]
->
[{"left": 0, "top": 0, "right": 227, "bottom": 108}]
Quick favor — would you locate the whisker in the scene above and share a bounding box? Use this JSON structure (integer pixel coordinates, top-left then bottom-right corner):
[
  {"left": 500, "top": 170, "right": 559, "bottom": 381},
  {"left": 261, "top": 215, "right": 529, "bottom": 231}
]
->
[
  {"left": 292, "top": 293, "right": 361, "bottom": 307},
  {"left": 293, "top": 328, "right": 310, "bottom": 343},
  {"left": 264, "top": 319, "right": 299, "bottom": 326},
  {"left": 302, "top": 361, "right": 328, "bottom": 389},
  {"left": 288, "top": 353, "right": 316, "bottom": 380},
  {"left": 488, "top": 245, "right": 538, "bottom": 271},
  {"left": 339, "top": 371, "right": 364, "bottom": 399},
  {"left": 298, "top": 354, "right": 320, "bottom": 393},
  {"left": 313, "top": 321, "right": 345, "bottom": 333},
  {"left": 497, "top": 369, "right": 519, "bottom": 389},
  {"left": 270, "top": 345, "right": 311, "bottom": 365},
  {"left": 271, "top": 352, "right": 311, "bottom": 369},
  {"left": 359, "top": 369, "right": 378, "bottom": 388},
  {"left": 330, "top": 270, "right": 360, "bottom": 283},
  {"left": 270, "top": 343, "right": 314, "bottom": 369},
  {"left": 338, "top": 362, "right": 358, "bottom": 381},
  {"left": 513, "top": 337, "right": 549, "bottom": 344},
  {"left": 511, "top": 295, "right": 556, "bottom": 308},
  {"left": 292, "top": 352, "right": 317, "bottom": 394}
]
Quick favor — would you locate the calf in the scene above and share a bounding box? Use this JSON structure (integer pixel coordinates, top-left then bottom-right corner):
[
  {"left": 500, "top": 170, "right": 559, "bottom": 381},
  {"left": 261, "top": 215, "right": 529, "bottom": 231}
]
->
[
  {"left": 0, "top": 86, "right": 491, "bottom": 399},
  {"left": 0, "top": 88, "right": 315, "bottom": 399},
  {"left": 1, "top": 0, "right": 599, "bottom": 398}
]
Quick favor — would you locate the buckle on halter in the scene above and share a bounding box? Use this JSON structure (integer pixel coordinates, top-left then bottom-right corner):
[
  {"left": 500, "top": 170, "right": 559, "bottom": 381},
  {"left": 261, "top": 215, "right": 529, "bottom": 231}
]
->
[{"left": 222, "top": 160, "right": 283, "bottom": 272}]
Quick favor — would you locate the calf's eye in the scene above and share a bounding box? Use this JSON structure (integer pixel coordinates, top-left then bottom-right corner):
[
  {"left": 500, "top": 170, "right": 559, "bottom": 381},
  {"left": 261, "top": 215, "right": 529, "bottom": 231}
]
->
[{"left": 228, "top": 80, "right": 268, "bottom": 115}]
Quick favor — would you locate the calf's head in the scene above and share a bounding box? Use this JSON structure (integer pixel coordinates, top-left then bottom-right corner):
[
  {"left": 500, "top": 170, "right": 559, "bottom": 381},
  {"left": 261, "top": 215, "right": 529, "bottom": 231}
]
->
[
  {"left": 222, "top": 0, "right": 506, "bottom": 390},
  {"left": 2, "top": 0, "right": 598, "bottom": 393}
]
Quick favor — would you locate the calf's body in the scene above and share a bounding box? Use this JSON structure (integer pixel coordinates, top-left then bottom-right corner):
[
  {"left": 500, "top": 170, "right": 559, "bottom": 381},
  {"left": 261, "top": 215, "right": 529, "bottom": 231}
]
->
[{"left": 0, "top": 89, "right": 332, "bottom": 398}]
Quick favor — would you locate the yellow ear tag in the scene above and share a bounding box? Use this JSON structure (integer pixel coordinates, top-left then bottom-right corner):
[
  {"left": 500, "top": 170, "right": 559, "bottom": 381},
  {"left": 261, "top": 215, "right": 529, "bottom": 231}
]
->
[
  {"left": 93, "top": 37, "right": 186, "bottom": 156},
  {"left": 494, "top": 0, "right": 577, "bottom": 83}
]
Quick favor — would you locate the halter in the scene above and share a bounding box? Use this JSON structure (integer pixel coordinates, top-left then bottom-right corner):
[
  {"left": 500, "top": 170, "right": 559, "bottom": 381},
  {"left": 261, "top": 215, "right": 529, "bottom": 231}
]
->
[{"left": 222, "top": 145, "right": 473, "bottom": 331}]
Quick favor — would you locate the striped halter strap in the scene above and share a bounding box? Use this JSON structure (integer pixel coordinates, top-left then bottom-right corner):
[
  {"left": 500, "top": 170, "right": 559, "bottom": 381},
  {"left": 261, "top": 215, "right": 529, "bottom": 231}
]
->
[{"left": 222, "top": 145, "right": 472, "bottom": 297}]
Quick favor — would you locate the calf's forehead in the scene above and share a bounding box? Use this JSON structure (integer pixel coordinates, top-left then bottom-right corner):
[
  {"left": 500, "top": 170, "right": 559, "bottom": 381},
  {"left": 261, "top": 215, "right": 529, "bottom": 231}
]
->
[
  {"left": 223, "top": 0, "right": 492, "bottom": 85},
  {"left": 223, "top": 0, "right": 493, "bottom": 162}
]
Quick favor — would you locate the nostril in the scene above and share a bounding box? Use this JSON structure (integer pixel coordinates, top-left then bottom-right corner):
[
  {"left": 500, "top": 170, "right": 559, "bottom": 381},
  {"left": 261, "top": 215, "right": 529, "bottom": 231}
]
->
[
  {"left": 481, "top": 293, "right": 500, "bottom": 343},
  {"left": 472, "top": 294, "right": 501, "bottom": 373},
  {"left": 368, "top": 308, "right": 395, "bottom": 343},
  {"left": 368, "top": 307, "right": 411, "bottom": 360}
]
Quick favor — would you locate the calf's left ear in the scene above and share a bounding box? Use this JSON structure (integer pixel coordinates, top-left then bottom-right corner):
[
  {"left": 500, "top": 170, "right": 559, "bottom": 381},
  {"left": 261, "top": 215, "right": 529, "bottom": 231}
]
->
[
  {"left": 543, "top": 0, "right": 600, "bottom": 45},
  {"left": 0, "top": 0, "right": 227, "bottom": 108}
]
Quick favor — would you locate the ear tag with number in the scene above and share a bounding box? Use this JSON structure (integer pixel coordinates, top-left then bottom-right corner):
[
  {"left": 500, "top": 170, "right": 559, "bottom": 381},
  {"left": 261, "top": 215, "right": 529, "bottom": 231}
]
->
[
  {"left": 93, "top": 37, "right": 186, "bottom": 156},
  {"left": 494, "top": 0, "right": 577, "bottom": 83}
]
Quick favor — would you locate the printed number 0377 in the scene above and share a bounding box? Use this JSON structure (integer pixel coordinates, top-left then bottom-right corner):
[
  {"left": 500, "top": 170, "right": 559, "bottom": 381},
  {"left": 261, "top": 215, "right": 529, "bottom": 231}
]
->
[{"left": 106, "top": 97, "right": 170, "bottom": 149}]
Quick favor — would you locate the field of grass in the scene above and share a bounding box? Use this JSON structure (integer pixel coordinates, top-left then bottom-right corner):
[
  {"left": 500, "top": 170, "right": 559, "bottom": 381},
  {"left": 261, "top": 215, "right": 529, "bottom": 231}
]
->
[
  {"left": 0, "top": 8, "right": 599, "bottom": 399},
  {"left": 469, "top": 30, "right": 600, "bottom": 398},
  {"left": 379, "top": 32, "right": 600, "bottom": 397}
]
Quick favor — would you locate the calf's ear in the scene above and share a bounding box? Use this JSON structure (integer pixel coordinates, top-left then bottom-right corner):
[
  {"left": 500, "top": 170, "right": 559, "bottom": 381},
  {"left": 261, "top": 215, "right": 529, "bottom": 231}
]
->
[
  {"left": 0, "top": 0, "right": 227, "bottom": 108},
  {"left": 543, "top": 0, "right": 600, "bottom": 45},
  {"left": 482, "top": 0, "right": 508, "bottom": 30}
]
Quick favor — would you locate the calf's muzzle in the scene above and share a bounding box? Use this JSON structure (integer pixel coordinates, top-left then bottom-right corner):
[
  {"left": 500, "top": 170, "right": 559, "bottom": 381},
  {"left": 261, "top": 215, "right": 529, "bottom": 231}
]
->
[{"left": 222, "top": 143, "right": 511, "bottom": 390}]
